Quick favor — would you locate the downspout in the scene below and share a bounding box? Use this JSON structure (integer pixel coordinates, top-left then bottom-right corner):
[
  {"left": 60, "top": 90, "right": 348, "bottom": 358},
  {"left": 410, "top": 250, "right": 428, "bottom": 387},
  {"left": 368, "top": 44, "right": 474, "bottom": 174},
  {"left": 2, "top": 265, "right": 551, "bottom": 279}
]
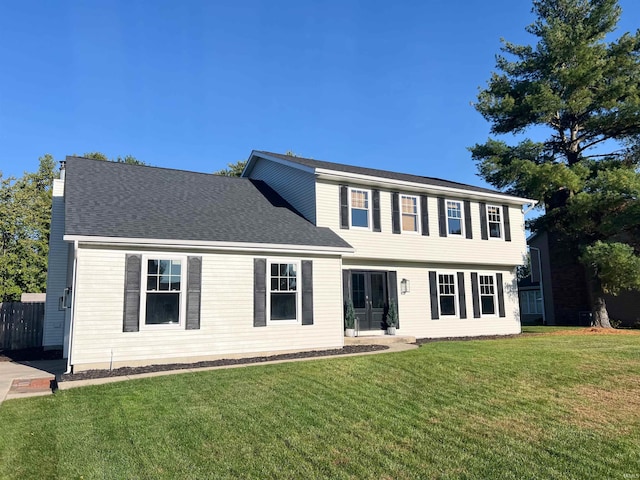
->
[
  {"left": 65, "top": 240, "right": 79, "bottom": 374},
  {"left": 529, "top": 246, "right": 546, "bottom": 325}
]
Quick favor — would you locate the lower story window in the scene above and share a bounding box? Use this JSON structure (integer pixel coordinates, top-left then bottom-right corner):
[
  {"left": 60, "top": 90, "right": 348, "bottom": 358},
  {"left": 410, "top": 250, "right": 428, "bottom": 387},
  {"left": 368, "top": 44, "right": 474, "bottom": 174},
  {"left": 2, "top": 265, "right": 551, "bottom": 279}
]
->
[
  {"left": 520, "top": 290, "right": 543, "bottom": 314},
  {"left": 438, "top": 274, "right": 456, "bottom": 316},
  {"left": 269, "top": 262, "right": 299, "bottom": 321},
  {"left": 479, "top": 275, "right": 496, "bottom": 315},
  {"left": 145, "top": 259, "right": 182, "bottom": 325}
]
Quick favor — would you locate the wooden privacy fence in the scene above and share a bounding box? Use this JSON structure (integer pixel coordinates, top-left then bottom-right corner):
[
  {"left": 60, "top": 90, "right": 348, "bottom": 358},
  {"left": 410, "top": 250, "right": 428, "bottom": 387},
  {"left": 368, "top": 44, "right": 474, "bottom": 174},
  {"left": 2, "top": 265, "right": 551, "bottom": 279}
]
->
[{"left": 0, "top": 302, "right": 45, "bottom": 350}]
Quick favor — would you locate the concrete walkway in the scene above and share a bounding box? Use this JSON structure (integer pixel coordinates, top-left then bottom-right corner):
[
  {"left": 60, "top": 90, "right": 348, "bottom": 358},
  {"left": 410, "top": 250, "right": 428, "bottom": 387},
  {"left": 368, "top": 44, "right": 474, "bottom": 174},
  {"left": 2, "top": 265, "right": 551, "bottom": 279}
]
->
[
  {"left": 0, "top": 343, "right": 418, "bottom": 403},
  {"left": 0, "top": 359, "right": 66, "bottom": 404}
]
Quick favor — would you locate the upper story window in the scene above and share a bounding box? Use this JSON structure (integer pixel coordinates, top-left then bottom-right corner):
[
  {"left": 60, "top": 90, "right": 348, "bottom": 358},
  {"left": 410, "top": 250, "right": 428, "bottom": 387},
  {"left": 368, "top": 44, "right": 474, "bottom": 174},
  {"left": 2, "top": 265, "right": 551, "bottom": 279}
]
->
[
  {"left": 401, "top": 195, "right": 419, "bottom": 232},
  {"left": 438, "top": 273, "right": 457, "bottom": 316},
  {"left": 268, "top": 261, "right": 300, "bottom": 323},
  {"left": 479, "top": 275, "right": 496, "bottom": 315},
  {"left": 350, "top": 188, "right": 370, "bottom": 229},
  {"left": 487, "top": 205, "right": 503, "bottom": 238},
  {"left": 143, "top": 258, "right": 183, "bottom": 326},
  {"left": 447, "top": 201, "right": 463, "bottom": 236}
]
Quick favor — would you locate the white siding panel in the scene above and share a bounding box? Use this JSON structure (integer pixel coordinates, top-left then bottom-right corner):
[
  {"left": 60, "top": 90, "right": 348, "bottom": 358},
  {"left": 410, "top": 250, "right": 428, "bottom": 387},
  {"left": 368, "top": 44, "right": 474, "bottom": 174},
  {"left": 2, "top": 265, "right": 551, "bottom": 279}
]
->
[
  {"left": 248, "top": 158, "right": 317, "bottom": 224},
  {"left": 43, "top": 179, "right": 68, "bottom": 347},
  {"left": 70, "top": 247, "right": 343, "bottom": 370},
  {"left": 317, "top": 181, "right": 528, "bottom": 266},
  {"left": 343, "top": 260, "right": 521, "bottom": 339}
]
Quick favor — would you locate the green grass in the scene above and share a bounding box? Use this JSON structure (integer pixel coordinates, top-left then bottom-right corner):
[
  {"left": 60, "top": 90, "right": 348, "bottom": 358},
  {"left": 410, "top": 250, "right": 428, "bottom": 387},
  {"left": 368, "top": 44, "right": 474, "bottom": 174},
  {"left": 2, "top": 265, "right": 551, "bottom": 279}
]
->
[{"left": 1, "top": 333, "right": 639, "bottom": 479}]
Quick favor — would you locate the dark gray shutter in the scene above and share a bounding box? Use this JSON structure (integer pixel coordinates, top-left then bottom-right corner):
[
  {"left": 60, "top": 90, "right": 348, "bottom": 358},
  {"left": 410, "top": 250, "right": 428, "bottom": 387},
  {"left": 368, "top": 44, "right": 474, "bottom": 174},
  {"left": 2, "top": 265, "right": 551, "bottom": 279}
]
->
[
  {"left": 420, "top": 195, "right": 429, "bottom": 236},
  {"left": 185, "top": 256, "right": 202, "bottom": 330},
  {"left": 254, "top": 258, "right": 266, "bottom": 327},
  {"left": 496, "top": 273, "right": 506, "bottom": 317},
  {"left": 471, "top": 272, "right": 481, "bottom": 318},
  {"left": 457, "top": 272, "right": 467, "bottom": 319},
  {"left": 502, "top": 205, "right": 511, "bottom": 242},
  {"left": 340, "top": 185, "right": 349, "bottom": 229},
  {"left": 464, "top": 200, "right": 473, "bottom": 239},
  {"left": 372, "top": 189, "right": 381, "bottom": 232},
  {"left": 438, "top": 197, "right": 446, "bottom": 237},
  {"left": 123, "top": 254, "right": 142, "bottom": 332},
  {"left": 301, "top": 260, "right": 313, "bottom": 325},
  {"left": 429, "top": 271, "right": 439, "bottom": 319},
  {"left": 391, "top": 192, "right": 400, "bottom": 234},
  {"left": 387, "top": 271, "right": 399, "bottom": 328},
  {"left": 479, "top": 202, "right": 488, "bottom": 240}
]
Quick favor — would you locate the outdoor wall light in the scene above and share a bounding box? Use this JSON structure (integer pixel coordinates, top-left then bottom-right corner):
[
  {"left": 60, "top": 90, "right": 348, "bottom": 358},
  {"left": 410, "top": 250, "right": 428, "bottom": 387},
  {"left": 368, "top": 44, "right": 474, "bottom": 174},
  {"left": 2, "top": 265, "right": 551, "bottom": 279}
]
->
[{"left": 401, "top": 278, "right": 410, "bottom": 294}]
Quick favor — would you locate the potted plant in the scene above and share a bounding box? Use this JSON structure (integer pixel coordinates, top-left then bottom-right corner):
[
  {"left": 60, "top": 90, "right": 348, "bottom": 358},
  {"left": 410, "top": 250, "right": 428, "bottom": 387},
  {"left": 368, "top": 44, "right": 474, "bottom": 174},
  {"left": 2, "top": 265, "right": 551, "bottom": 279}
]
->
[
  {"left": 344, "top": 299, "right": 356, "bottom": 337},
  {"left": 386, "top": 299, "right": 398, "bottom": 335}
]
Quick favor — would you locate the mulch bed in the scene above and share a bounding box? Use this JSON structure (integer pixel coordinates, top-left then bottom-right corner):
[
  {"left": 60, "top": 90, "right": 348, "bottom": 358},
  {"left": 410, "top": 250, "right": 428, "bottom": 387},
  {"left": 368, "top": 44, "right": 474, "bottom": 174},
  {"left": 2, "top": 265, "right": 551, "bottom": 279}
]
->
[
  {"left": 415, "top": 334, "right": 521, "bottom": 345},
  {"left": 61, "top": 344, "right": 388, "bottom": 382}
]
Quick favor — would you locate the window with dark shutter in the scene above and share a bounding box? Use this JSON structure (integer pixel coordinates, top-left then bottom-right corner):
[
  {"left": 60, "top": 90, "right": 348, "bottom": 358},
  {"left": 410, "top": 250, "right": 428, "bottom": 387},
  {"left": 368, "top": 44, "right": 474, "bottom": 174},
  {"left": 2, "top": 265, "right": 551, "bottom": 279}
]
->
[
  {"left": 429, "top": 271, "right": 439, "bottom": 319},
  {"left": 421, "top": 196, "right": 429, "bottom": 236},
  {"left": 464, "top": 200, "right": 472, "bottom": 239},
  {"left": 437, "top": 198, "right": 446, "bottom": 237},
  {"left": 372, "top": 190, "right": 381, "bottom": 232},
  {"left": 479, "top": 202, "right": 488, "bottom": 240},
  {"left": 123, "top": 254, "right": 142, "bottom": 332},
  {"left": 253, "top": 258, "right": 267, "bottom": 327},
  {"left": 502, "top": 205, "right": 511, "bottom": 242},
  {"left": 391, "top": 192, "right": 401, "bottom": 234},
  {"left": 471, "top": 272, "right": 481, "bottom": 318},
  {"left": 339, "top": 185, "right": 349, "bottom": 229},
  {"left": 457, "top": 272, "right": 467, "bottom": 319},
  {"left": 497, "top": 273, "right": 506, "bottom": 317},
  {"left": 301, "top": 260, "right": 313, "bottom": 325},
  {"left": 185, "top": 256, "right": 202, "bottom": 330}
]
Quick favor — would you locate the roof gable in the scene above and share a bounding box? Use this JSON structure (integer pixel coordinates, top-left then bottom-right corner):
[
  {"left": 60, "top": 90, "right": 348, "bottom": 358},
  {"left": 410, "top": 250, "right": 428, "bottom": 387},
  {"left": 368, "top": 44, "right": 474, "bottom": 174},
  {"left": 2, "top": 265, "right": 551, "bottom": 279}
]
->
[{"left": 63, "top": 157, "right": 351, "bottom": 250}]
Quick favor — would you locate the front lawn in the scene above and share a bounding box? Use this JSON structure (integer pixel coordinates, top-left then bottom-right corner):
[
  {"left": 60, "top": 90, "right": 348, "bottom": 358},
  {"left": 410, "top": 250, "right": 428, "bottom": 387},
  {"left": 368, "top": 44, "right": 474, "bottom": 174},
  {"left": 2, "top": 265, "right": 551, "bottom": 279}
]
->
[{"left": 1, "top": 331, "right": 639, "bottom": 479}]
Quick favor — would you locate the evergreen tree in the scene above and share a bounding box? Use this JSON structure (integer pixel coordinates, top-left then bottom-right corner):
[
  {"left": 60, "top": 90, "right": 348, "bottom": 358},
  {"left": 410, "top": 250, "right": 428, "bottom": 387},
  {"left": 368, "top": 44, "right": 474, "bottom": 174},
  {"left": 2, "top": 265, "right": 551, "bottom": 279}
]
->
[{"left": 470, "top": 0, "right": 640, "bottom": 327}]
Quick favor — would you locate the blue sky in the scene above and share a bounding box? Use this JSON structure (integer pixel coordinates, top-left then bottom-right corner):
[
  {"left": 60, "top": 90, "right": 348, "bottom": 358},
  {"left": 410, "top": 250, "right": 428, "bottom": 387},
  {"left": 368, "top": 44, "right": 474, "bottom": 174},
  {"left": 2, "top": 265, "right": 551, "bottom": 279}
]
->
[{"left": 1, "top": 0, "right": 638, "bottom": 192}]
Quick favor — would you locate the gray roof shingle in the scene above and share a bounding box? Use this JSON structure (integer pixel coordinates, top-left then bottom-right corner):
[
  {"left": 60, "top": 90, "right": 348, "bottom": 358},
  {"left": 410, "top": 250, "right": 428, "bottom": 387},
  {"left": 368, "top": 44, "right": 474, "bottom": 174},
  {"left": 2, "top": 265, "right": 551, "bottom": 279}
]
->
[
  {"left": 255, "top": 151, "right": 505, "bottom": 196},
  {"left": 64, "top": 157, "right": 351, "bottom": 250}
]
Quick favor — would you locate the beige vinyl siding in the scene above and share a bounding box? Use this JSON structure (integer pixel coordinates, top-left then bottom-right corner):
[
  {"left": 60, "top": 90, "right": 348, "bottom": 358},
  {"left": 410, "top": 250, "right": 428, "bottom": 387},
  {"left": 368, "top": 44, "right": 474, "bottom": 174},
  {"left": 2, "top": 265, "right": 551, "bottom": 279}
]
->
[
  {"left": 317, "top": 180, "right": 526, "bottom": 266},
  {"left": 248, "top": 158, "right": 317, "bottom": 224},
  {"left": 70, "top": 246, "right": 343, "bottom": 370},
  {"left": 43, "top": 179, "right": 68, "bottom": 347},
  {"left": 343, "top": 260, "right": 521, "bottom": 338}
]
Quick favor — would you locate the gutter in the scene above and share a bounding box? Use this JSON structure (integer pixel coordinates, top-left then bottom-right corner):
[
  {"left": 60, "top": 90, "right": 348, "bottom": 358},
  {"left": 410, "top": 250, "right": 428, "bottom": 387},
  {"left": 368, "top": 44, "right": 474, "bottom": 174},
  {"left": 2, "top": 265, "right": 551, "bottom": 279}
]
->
[{"left": 65, "top": 240, "right": 79, "bottom": 374}]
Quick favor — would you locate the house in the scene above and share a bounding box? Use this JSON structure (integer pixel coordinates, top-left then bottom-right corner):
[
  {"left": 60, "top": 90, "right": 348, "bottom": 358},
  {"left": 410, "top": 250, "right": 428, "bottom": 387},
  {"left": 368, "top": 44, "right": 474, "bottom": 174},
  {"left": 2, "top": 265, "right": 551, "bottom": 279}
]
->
[
  {"left": 527, "top": 231, "right": 640, "bottom": 326},
  {"left": 44, "top": 152, "right": 535, "bottom": 372}
]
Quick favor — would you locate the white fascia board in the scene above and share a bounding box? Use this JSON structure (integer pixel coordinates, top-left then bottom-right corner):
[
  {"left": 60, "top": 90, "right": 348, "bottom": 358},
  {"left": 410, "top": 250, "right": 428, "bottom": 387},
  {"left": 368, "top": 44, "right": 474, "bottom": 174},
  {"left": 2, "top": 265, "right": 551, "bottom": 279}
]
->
[
  {"left": 63, "top": 235, "right": 354, "bottom": 256},
  {"left": 315, "top": 169, "right": 536, "bottom": 206},
  {"left": 244, "top": 151, "right": 316, "bottom": 177}
]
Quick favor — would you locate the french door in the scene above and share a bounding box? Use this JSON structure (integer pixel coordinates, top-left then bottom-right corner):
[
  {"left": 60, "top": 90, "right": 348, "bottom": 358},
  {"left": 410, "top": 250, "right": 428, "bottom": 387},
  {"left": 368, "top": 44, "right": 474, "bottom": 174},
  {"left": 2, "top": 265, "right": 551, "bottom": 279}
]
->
[{"left": 351, "top": 271, "right": 387, "bottom": 331}]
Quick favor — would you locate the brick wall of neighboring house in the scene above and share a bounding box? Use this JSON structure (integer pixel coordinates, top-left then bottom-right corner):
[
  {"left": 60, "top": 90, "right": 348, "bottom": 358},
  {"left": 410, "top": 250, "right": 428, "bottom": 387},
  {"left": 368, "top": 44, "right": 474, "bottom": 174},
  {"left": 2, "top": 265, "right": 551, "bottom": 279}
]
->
[{"left": 548, "top": 234, "right": 591, "bottom": 325}]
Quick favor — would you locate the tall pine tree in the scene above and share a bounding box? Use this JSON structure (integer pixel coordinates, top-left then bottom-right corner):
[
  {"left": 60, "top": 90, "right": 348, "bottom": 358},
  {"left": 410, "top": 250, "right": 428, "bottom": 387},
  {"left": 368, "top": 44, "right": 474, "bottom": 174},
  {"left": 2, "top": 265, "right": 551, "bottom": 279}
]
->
[{"left": 470, "top": 0, "right": 640, "bottom": 327}]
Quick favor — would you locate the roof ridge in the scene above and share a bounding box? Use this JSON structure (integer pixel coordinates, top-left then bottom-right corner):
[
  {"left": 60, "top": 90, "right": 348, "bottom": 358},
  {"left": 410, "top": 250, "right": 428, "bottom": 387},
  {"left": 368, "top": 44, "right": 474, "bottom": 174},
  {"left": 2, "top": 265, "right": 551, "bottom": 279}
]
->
[{"left": 66, "top": 156, "right": 249, "bottom": 180}]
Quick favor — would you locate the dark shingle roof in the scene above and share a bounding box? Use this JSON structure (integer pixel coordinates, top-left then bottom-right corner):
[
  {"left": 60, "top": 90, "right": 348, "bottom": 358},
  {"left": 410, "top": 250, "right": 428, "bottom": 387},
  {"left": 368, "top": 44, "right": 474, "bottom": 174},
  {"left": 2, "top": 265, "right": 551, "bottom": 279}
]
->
[
  {"left": 255, "top": 151, "right": 504, "bottom": 196},
  {"left": 64, "top": 157, "right": 351, "bottom": 250}
]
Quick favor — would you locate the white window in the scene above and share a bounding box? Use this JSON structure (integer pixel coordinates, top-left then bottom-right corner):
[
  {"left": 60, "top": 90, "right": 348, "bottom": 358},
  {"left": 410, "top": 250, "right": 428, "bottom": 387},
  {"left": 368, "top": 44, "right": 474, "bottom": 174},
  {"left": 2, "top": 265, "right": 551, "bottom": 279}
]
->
[
  {"left": 350, "top": 188, "right": 371, "bottom": 229},
  {"left": 401, "top": 195, "right": 419, "bottom": 233},
  {"left": 447, "top": 200, "right": 463, "bottom": 236},
  {"left": 479, "top": 275, "right": 496, "bottom": 315},
  {"left": 487, "top": 205, "right": 503, "bottom": 239},
  {"left": 268, "top": 261, "right": 300, "bottom": 323},
  {"left": 520, "top": 290, "right": 543, "bottom": 314},
  {"left": 142, "top": 257, "right": 185, "bottom": 326},
  {"left": 438, "top": 273, "right": 457, "bottom": 316}
]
